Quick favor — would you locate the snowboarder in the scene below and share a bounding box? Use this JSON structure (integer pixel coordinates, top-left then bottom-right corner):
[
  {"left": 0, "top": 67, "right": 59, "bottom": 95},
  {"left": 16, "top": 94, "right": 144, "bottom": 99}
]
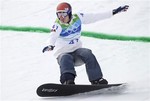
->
[{"left": 42, "top": 2, "right": 129, "bottom": 85}]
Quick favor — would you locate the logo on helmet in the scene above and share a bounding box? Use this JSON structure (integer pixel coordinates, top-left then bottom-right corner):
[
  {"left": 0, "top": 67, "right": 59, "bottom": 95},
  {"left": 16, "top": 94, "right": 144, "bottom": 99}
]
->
[{"left": 64, "top": 8, "right": 69, "bottom": 12}]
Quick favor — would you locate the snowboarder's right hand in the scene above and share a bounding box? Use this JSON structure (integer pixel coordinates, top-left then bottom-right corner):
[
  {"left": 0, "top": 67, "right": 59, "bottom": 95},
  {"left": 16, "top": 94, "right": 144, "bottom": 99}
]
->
[{"left": 42, "top": 45, "right": 55, "bottom": 53}]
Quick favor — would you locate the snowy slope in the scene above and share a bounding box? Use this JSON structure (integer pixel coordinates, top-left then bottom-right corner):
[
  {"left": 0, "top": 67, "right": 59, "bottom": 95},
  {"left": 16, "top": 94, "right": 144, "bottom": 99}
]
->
[{"left": 1, "top": 0, "right": 150, "bottom": 101}]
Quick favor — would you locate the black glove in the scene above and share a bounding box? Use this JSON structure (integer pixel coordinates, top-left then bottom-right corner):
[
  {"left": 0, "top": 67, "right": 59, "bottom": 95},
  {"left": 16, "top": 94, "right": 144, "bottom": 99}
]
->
[
  {"left": 113, "top": 5, "right": 129, "bottom": 15},
  {"left": 42, "top": 45, "right": 55, "bottom": 53}
]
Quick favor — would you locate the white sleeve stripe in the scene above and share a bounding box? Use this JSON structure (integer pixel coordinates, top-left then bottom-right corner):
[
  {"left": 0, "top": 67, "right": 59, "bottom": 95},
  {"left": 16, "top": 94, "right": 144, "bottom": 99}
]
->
[{"left": 48, "top": 23, "right": 62, "bottom": 46}]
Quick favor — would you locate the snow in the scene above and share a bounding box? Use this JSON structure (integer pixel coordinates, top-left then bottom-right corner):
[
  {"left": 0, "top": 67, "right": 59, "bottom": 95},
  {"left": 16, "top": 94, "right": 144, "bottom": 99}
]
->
[{"left": 0, "top": 0, "right": 150, "bottom": 101}]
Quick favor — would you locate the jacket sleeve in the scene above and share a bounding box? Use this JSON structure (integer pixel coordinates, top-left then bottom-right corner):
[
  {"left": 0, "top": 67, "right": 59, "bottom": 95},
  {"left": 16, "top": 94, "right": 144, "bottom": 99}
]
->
[
  {"left": 77, "top": 10, "right": 113, "bottom": 24},
  {"left": 47, "top": 23, "right": 62, "bottom": 46}
]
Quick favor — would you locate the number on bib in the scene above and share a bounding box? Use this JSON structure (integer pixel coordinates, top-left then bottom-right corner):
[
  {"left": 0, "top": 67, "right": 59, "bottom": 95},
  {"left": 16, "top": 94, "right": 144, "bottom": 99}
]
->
[
  {"left": 69, "top": 40, "right": 74, "bottom": 44},
  {"left": 69, "top": 39, "right": 79, "bottom": 44}
]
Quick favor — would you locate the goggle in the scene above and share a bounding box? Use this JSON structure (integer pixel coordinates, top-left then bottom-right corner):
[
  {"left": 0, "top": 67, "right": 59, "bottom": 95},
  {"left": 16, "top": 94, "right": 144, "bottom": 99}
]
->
[{"left": 56, "top": 12, "right": 68, "bottom": 18}]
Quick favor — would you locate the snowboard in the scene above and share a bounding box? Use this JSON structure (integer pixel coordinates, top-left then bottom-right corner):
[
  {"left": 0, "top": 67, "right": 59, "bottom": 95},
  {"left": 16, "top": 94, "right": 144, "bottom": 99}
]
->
[{"left": 36, "top": 83, "right": 125, "bottom": 97}]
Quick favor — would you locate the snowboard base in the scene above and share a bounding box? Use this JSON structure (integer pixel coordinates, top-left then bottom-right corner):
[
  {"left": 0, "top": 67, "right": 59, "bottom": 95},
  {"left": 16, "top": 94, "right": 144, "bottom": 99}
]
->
[{"left": 36, "top": 83, "right": 126, "bottom": 97}]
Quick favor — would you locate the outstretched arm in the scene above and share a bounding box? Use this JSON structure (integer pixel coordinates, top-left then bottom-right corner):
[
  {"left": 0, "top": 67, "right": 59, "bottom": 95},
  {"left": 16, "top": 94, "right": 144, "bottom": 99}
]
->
[{"left": 78, "top": 5, "right": 129, "bottom": 24}]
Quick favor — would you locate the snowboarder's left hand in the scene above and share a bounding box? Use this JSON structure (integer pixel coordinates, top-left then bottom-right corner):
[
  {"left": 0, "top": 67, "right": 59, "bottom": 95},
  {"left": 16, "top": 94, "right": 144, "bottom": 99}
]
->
[{"left": 113, "top": 5, "right": 129, "bottom": 15}]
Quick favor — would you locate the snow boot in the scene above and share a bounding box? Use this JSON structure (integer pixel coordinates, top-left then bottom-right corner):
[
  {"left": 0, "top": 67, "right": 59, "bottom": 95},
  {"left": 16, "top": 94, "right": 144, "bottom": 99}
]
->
[
  {"left": 60, "top": 73, "right": 75, "bottom": 85},
  {"left": 91, "top": 78, "right": 108, "bottom": 85}
]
